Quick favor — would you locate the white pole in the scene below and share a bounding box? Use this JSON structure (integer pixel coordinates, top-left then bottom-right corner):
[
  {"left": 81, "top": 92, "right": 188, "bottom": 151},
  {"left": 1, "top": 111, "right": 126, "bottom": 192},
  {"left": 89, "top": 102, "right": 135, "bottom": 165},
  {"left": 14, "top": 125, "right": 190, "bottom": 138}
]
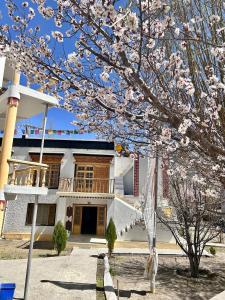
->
[
  {"left": 24, "top": 104, "right": 48, "bottom": 300},
  {"left": 152, "top": 149, "right": 158, "bottom": 248},
  {"left": 150, "top": 149, "right": 159, "bottom": 293}
]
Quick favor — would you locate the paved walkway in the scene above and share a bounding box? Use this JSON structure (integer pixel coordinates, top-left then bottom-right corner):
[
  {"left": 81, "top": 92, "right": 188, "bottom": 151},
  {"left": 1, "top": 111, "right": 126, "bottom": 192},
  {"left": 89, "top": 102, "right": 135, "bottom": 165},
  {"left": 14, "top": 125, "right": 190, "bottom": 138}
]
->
[{"left": 0, "top": 249, "right": 97, "bottom": 300}]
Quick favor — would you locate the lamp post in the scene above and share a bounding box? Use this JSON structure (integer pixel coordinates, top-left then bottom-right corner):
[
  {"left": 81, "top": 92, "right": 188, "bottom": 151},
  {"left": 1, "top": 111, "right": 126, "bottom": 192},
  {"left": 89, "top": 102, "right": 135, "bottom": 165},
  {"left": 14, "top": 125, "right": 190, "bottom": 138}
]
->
[{"left": 24, "top": 104, "right": 49, "bottom": 300}]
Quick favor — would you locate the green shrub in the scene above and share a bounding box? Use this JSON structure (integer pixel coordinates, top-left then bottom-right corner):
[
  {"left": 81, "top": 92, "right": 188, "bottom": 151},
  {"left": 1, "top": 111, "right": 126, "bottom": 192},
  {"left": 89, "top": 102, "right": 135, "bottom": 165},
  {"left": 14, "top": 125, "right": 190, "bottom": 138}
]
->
[
  {"left": 209, "top": 246, "right": 216, "bottom": 256},
  {"left": 53, "top": 221, "right": 67, "bottom": 255},
  {"left": 105, "top": 218, "right": 117, "bottom": 257},
  {"left": 109, "top": 266, "right": 116, "bottom": 276}
]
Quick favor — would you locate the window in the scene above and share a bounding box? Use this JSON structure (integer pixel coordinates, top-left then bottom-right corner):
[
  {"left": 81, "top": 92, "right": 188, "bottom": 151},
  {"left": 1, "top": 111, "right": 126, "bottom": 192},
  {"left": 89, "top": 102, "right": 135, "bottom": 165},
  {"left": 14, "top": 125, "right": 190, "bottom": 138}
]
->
[
  {"left": 45, "top": 163, "right": 61, "bottom": 189},
  {"left": 25, "top": 203, "right": 56, "bottom": 226},
  {"left": 30, "top": 154, "right": 62, "bottom": 189},
  {"left": 33, "top": 163, "right": 60, "bottom": 189},
  {"left": 75, "top": 165, "right": 94, "bottom": 192}
]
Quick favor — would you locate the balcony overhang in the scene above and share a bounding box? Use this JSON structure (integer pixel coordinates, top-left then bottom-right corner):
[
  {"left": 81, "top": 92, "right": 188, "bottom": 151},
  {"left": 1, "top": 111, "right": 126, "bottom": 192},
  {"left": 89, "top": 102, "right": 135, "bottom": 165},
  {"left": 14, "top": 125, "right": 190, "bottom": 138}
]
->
[
  {"left": 56, "top": 191, "right": 115, "bottom": 199},
  {"left": 4, "top": 184, "right": 48, "bottom": 196},
  {"left": 5, "top": 159, "right": 49, "bottom": 198},
  {"left": 0, "top": 84, "right": 58, "bottom": 130}
]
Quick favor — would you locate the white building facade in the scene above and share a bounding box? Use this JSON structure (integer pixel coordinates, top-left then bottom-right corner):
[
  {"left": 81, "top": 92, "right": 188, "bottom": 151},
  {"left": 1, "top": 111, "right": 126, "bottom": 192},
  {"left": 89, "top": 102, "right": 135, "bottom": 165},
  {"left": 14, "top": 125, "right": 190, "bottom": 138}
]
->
[{"left": 2, "top": 136, "right": 174, "bottom": 243}]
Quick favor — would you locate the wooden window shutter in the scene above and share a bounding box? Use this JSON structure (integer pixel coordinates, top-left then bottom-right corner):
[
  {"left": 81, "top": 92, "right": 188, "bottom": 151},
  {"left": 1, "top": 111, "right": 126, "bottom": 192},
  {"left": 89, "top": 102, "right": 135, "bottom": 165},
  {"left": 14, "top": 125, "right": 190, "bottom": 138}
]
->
[
  {"left": 94, "top": 165, "right": 109, "bottom": 179},
  {"left": 48, "top": 204, "right": 56, "bottom": 226},
  {"left": 25, "top": 203, "right": 34, "bottom": 225}
]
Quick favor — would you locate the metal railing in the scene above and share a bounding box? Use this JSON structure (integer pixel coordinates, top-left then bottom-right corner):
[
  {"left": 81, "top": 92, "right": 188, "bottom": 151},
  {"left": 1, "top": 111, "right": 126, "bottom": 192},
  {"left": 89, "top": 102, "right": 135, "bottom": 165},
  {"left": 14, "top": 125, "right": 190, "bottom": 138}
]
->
[
  {"left": 7, "top": 159, "right": 48, "bottom": 188},
  {"left": 58, "top": 177, "right": 115, "bottom": 194}
]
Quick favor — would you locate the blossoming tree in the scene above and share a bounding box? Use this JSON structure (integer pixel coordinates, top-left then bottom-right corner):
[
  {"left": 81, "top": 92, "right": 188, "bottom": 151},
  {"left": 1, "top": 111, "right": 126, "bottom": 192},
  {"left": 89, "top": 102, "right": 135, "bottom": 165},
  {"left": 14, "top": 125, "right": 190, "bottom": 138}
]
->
[
  {"left": 1, "top": 0, "right": 224, "bottom": 188},
  {"left": 158, "top": 175, "right": 224, "bottom": 278}
]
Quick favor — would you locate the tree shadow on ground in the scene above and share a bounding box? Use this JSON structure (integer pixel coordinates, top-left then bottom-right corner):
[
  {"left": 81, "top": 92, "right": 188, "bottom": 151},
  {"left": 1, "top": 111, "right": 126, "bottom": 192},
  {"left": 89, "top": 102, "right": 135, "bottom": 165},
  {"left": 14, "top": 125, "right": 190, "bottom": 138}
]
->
[
  {"left": 22, "top": 241, "right": 54, "bottom": 250},
  {"left": 155, "top": 258, "right": 225, "bottom": 300},
  {"left": 41, "top": 280, "right": 146, "bottom": 297},
  {"left": 41, "top": 280, "right": 96, "bottom": 290},
  {"left": 110, "top": 256, "right": 147, "bottom": 279},
  {"left": 115, "top": 289, "right": 146, "bottom": 298},
  {"left": 112, "top": 255, "right": 225, "bottom": 300},
  {"left": 38, "top": 253, "right": 58, "bottom": 257}
]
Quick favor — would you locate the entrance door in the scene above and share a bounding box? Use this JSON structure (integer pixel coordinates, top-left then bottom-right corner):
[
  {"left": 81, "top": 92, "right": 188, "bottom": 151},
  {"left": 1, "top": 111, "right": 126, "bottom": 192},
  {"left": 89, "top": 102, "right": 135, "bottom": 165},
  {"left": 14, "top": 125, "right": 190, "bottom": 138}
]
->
[
  {"left": 73, "top": 205, "right": 106, "bottom": 236},
  {"left": 97, "top": 206, "right": 106, "bottom": 236},
  {"left": 73, "top": 206, "right": 82, "bottom": 234},
  {"left": 81, "top": 207, "right": 97, "bottom": 234}
]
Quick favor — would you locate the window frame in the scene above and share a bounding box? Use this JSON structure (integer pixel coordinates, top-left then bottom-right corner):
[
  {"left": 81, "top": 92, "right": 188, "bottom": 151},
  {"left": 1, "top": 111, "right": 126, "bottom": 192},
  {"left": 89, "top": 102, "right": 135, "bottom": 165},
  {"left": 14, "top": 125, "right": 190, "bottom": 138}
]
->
[
  {"left": 45, "top": 163, "right": 61, "bottom": 189},
  {"left": 75, "top": 164, "right": 94, "bottom": 192},
  {"left": 25, "top": 203, "right": 56, "bottom": 226}
]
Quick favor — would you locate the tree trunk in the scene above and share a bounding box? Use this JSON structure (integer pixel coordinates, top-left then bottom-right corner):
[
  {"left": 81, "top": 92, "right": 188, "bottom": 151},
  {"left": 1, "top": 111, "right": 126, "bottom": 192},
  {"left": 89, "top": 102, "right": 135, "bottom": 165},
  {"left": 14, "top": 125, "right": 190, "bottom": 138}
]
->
[{"left": 188, "top": 255, "right": 200, "bottom": 278}]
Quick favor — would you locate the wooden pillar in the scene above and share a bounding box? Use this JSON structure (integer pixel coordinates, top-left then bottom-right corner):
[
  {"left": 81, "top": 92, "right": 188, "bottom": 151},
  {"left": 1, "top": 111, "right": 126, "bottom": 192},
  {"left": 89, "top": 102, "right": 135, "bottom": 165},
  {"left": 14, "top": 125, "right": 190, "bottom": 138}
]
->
[{"left": 0, "top": 71, "right": 20, "bottom": 235}]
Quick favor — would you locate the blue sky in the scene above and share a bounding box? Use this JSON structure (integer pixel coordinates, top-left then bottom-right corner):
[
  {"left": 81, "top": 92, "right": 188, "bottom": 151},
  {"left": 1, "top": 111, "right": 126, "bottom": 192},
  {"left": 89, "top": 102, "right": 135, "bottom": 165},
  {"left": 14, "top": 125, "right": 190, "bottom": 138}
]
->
[
  {"left": 1, "top": 1, "right": 97, "bottom": 140},
  {"left": 16, "top": 108, "right": 97, "bottom": 140}
]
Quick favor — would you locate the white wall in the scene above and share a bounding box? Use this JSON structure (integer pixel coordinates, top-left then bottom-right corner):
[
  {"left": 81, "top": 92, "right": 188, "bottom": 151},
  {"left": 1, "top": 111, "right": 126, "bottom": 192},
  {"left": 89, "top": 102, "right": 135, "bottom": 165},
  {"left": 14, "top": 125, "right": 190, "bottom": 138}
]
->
[
  {"left": 109, "top": 197, "right": 175, "bottom": 243},
  {"left": 112, "top": 198, "right": 142, "bottom": 236},
  {"left": 123, "top": 167, "right": 133, "bottom": 195},
  {"left": 107, "top": 198, "right": 115, "bottom": 226},
  {"left": 3, "top": 190, "right": 58, "bottom": 236},
  {"left": 109, "top": 157, "right": 115, "bottom": 179},
  {"left": 139, "top": 157, "right": 164, "bottom": 207},
  {"left": 121, "top": 223, "right": 175, "bottom": 243},
  {"left": 139, "top": 157, "right": 148, "bottom": 195},
  {"left": 119, "top": 225, "right": 148, "bottom": 241},
  {"left": 114, "top": 157, "right": 133, "bottom": 177},
  {"left": 56, "top": 197, "right": 67, "bottom": 224}
]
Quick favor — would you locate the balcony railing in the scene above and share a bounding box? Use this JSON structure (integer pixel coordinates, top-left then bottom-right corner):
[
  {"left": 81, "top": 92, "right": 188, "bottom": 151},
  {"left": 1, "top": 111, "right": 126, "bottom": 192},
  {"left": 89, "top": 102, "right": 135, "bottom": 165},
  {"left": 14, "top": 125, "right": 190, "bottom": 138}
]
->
[
  {"left": 7, "top": 158, "right": 48, "bottom": 188},
  {"left": 58, "top": 178, "right": 115, "bottom": 194}
]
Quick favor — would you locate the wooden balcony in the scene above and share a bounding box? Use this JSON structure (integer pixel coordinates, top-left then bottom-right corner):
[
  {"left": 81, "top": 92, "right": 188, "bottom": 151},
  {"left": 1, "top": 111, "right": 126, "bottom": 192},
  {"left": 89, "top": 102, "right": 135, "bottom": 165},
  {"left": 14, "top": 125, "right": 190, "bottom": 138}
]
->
[
  {"left": 5, "top": 159, "right": 49, "bottom": 197},
  {"left": 58, "top": 178, "right": 115, "bottom": 194}
]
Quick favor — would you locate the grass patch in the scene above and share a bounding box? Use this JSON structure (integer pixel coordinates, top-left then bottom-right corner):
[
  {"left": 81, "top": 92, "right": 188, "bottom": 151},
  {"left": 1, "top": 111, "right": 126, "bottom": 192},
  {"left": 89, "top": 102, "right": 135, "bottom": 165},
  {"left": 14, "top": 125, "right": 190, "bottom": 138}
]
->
[{"left": 0, "top": 240, "right": 73, "bottom": 260}]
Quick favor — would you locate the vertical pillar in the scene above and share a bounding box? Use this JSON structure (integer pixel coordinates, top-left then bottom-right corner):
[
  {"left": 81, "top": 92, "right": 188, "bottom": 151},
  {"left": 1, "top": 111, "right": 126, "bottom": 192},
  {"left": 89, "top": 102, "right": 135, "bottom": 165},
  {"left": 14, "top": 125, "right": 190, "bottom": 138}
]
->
[
  {"left": 0, "top": 71, "right": 20, "bottom": 235},
  {"left": 133, "top": 154, "right": 139, "bottom": 197}
]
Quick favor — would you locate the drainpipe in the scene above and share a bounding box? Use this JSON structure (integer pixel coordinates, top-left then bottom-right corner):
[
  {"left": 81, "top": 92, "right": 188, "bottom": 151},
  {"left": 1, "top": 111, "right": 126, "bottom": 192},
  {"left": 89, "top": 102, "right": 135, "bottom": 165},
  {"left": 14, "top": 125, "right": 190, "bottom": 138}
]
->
[
  {"left": 24, "top": 104, "right": 49, "bottom": 300},
  {"left": 0, "top": 71, "right": 20, "bottom": 237}
]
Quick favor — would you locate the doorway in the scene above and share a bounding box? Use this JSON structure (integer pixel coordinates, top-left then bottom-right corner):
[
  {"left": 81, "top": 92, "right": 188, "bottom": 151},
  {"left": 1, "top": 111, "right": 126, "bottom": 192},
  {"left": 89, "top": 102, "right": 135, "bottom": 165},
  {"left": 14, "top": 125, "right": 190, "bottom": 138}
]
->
[
  {"left": 81, "top": 206, "right": 97, "bottom": 234},
  {"left": 72, "top": 205, "right": 106, "bottom": 236}
]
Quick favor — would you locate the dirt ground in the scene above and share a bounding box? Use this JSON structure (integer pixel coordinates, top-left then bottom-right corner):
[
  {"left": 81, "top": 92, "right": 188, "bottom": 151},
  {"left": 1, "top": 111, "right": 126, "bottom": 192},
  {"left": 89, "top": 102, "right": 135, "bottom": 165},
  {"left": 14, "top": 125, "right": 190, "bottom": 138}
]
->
[
  {"left": 110, "top": 253, "right": 225, "bottom": 300},
  {"left": 0, "top": 239, "right": 73, "bottom": 259}
]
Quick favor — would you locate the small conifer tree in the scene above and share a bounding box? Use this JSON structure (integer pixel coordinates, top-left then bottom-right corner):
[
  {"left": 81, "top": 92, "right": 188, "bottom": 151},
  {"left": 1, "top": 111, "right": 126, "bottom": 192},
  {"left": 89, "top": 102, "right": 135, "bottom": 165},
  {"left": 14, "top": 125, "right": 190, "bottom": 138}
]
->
[
  {"left": 53, "top": 221, "right": 67, "bottom": 256},
  {"left": 105, "top": 218, "right": 117, "bottom": 257}
]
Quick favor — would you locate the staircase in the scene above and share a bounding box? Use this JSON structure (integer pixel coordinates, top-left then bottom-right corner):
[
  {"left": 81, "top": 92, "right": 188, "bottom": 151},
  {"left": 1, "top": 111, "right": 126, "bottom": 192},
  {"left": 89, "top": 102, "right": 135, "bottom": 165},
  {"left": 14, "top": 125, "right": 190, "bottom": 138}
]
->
[
  {"left": 116, "top": 195, "right": 142, "bottom": 210},
  {"left": 112, "top": 197, "right": 143, "bottom": 238}
]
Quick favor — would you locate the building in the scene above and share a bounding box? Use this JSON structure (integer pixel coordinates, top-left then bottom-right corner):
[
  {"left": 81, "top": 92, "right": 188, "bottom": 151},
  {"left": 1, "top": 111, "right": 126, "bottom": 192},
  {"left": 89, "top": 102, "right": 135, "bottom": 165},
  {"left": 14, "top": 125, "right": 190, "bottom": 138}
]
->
[
  {"left": 0, "top": 57, "right": 58, "bottom": 235},
  {"left": 1, "top": 136, "right": 174, "bottom": 243}
]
